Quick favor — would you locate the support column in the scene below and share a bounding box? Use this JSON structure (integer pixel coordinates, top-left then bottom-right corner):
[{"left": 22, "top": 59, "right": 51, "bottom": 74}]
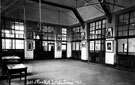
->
[{"left": 81, "top": 23, "right": 89, "bottom": 60}]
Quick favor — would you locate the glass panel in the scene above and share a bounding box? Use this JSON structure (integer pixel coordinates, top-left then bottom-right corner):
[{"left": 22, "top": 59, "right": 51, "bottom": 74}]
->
[
  {"left": 118, "top": 32, "right": 122, "bottom": 36},
  {"left": 49, "top": 44, "right": 53, "bottom": 51},
  {"left": 42, "top": 26, "right": 48, "bottom": 32},
  {"left": 76, "top": 42, "right": 79, "bottom": 50},
  {"left": 129, "top": 30, "right": 135, "bottom": 36},
  {"left": 2, "top": 39, "right": 6, "bottom": 49},
  {"left": 16, "top": 40, "right": 24, "bottom": 49},
  {"left": 5, "top": 39, "right": 12, "bottom": 49},
  {"left": 62, "top": 28, "right": 67, "bottom": 34},
  {"left": 130, "top": 11, "right": 135, "bottom": 18},
  {"left": 123, "top": 19, "right": 129, "bottom": 25},
  {"left": 43, "top": 41, "right": 48, "bottom": 51},
  {"left": 128, "top": 38, "right": 135, "bottom": 54},
  {"left": 73, "top": 42, "right": 75, "bottom": 50},
  {"left": 122, "top": 25, "right": 128, "bottom": 31},
  {"left": 62, "top": 35, "right": 67, "bottom": 41},
  {"left": 90, "top": 41, "right": 94, "bottom": 50},
  {"left": 129, "top": 24, "right": 135, "bottom": 30},
  {"left": 130, "top": 18, "right": 135, "bottom": 23},
  {"left": 123, "top": 31, "right": 128, "bottom": 36},
  {"left": 95, "top": 40, "right": 101, "bottom": 50},
  {"left": 124, "top": 13, "right": 129, "bottom": 19},
  {"left": 62, "top": 44, "right": 66, "bottom": 51},
  {"left": 118, "top": 39, "right": 127, "bottom": 52},
  {"left": 119, "top": 15, "right": 123, "bottom": 20}
]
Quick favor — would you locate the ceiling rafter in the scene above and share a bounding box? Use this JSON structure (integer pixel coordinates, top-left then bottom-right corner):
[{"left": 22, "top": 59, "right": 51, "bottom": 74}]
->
[{"left": 30, "top": 0, "right": 84, "bottom": 26}]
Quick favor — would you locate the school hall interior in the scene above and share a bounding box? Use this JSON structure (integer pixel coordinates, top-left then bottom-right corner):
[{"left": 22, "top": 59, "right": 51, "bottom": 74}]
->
[{"left": 0, "top": 0, "right": 135, "bottom": 85}]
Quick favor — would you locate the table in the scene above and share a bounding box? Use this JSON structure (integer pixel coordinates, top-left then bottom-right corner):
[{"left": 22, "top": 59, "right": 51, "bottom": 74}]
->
[
  {"left": 7, "top": 64, "right": 27, "bottom": 85},
  {"left": 2, "top": 56, "right": 21, "bottom": 75}
]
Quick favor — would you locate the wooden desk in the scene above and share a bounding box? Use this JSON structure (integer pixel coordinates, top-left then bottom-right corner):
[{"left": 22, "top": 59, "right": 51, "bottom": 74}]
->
[
  {"left": 2, "top": 56, "right": 21, "bottom": 75},
  {"left": 7, "top": 64, "right": 27, "bottom": 85}
]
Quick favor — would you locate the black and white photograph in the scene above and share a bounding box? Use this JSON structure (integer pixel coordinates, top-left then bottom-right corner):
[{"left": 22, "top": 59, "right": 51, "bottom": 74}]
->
[
  {"left": 1, "top": 0, "right": 135, "bottom": 85},
  {"left": 27, "top": 40, "right": 33, "bottom": 51},
  {"left": 106, "top": 27, "right": 113, "bottom": 38},
  {"left": 106, "top": 41, "right": 113, "bottom": 52}
]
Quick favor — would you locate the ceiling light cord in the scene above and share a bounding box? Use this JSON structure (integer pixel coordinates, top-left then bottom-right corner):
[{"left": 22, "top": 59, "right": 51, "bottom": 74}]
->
[{"left": 39, "top": 0, "right": 42, "bottom": 31}]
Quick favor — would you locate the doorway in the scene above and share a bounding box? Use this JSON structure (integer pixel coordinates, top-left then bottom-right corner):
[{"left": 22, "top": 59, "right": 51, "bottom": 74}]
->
[{"left": 62, "top": 43, "right": 67, "bottom": 59}]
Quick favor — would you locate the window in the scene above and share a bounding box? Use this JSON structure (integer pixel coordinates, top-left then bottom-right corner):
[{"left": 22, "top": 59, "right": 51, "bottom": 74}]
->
[
  {"left": 40, "top": 25, "right": 55, "bottom": 40},
  {"left": 72, "top": 26, "right": 82, "bottom": 41},
  {"left": 117, "top": 11, "right": 135, "bottom": 37},
  {"left": 2, "top": 20, "right": 25, "bottom": 50},
  {"left": 62, "top": 28, "right": 67, "bottom": 41},
  {"left": 89, "top": 19, "right": 106, "bottom": 52},
  {"left": 89, "top": 20, "right": 106, "bottom": 40},
  {"left": 2, "top": 39, "right": 24, "bottom": 49}
]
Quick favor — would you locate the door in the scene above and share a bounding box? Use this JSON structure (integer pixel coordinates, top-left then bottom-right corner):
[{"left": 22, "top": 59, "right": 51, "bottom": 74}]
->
[
  {"left": 62, "top": 44, "right": 67, "bottom": 58},
  {"left": 48, "top": 43, "right": 54, "bottom": 59}
]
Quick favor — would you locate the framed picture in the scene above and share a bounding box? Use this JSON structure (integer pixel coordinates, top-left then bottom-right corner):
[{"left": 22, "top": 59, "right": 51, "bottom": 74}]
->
[
  {"left": 57, "top": 35, "right": 61, "bottom": 41},
  {"left": 81, "top": 32, "right": 85, "bottom": 40},
  {"left": 106, "top": 41, "right": 113, "bottom": 52},
  {"left": 27, "top": 32, "right": 33, "bottom": 39},
  {"left": 27, "top": 40, "right": 33, "bottom": 51},
  {"left": 82, "top": 41, "right": 86, "bottom": 47},
  {"left": 106, "top": 27, "right": 113, "bottom": 38},
  {"left": 57, "top": 41, "right": 61, "bottom": 51}
]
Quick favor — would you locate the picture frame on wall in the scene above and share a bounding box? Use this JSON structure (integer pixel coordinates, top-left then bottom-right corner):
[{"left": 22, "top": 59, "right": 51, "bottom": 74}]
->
[
  {"left": 57, "top": 34, "right": 61, "bottom": 41},
  {"left": 81, "top": 32, "right": 85, "bottom": 40},
  {"left": 27, "top": 32, "right": 33, "bottom": 39},
  {"left": 57, "top": 41, "right": 61, "bottom": 51},
  {"left": 27, "top": 40, "right": 33, "bottom": 51},
  {"left": 106, "top": 41, "right": 113, "bottom": 52},
  {"left": 82, "top": 41, "right": 86, "bottom": 47},
  {"left": 106, "top": 27, "right": 113, "bottom": 38}
]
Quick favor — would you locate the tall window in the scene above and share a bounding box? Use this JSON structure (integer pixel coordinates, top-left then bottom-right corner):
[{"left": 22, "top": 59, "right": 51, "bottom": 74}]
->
[
  {"left": 41, "top": 25, "right": 55, "bottom": 40},
  {"left": 117, "top": 11, "right": 135, "bottom": 37},
  {"left": 41, "top": 25, "right": 55, "bottom": 51},
  {"left": 72, "top": 26, "right": 82, "bottom": 41},
  {"left": 89, "top": 19, "right": 106, "bottom": 52},
  {"left": 89, "top": 20, "right": 106, "bottom": 40},
  {"left": 2, "top": 20, "right": 24, "bottom": 49},
  {"left": 62, "top": 28, "right": 67, "bottom": 41},
  {"left": 72, "top": 26, "right": 82, "bottom": 51}
]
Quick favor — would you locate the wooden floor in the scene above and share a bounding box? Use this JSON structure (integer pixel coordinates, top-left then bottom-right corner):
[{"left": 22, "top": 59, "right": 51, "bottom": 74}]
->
[{"left": 0, "top": 59, "right": 135, "bottom": 85}]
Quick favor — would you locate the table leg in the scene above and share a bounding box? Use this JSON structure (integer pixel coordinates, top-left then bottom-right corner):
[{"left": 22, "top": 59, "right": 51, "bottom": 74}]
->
[
  {"left": 24, "top": 69, "right": 27, "bottom": 85},
  {"left": 9, "top": 74, "right": 11, "bottom": 85},
  {"left": 20, "top": 72, "right": 22, "bottom": 81}
]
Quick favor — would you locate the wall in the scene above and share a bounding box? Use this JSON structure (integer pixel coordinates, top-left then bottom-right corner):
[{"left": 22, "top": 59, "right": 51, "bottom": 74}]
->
[
  {"left": 67, "top": 27, "right": 72, "bottom": 58},
  {"left": 105, "top": 15, "right": 116, "bottom": 65},
  {"left": 55, "top": 26, "right": 62, "bottom": 58},
  {"left": 81, "top": 23, "right": 89, "bottom": 60}
]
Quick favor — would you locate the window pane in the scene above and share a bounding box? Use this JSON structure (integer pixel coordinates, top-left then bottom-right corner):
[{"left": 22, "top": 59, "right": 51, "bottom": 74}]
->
[
  {"left": 62, "top": 44, "right": 66, "bottom": 51},
  {"left": 128, "top": 38, "right": 135, "bottom": 55},
  {"left": 43, "top": 41, "right": 48, "bottom": 51},
  {"left": 90, "top": 41, "right": 94, "bottom": 50},
  {"left": 76, "top": 42, "right": 79, "bottom": 50},
  {"left": 73, "top": 42, "right": 75, "bottom": 50},
  {"left": 2, "top": 39, "right": 6, "bottom": 49},
  {"left": 16, "top": 40, "right": 24, "bottom": 49},
  {"left": 5, "top": 39, "right": 12, "bottom": 49}
]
